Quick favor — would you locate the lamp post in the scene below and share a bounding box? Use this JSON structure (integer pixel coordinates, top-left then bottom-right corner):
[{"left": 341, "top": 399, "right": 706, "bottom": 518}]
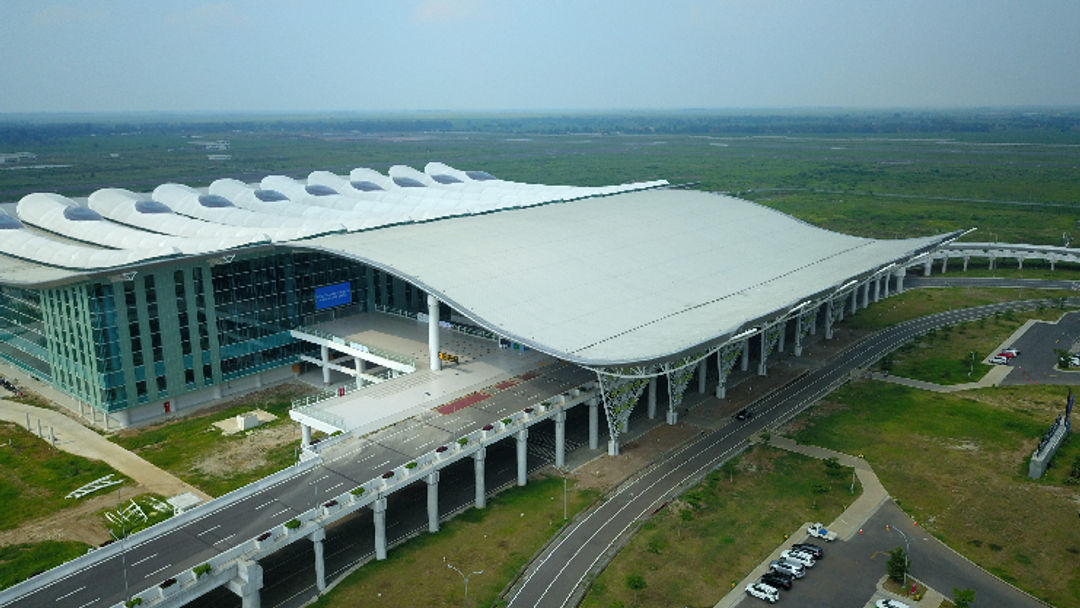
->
[
  {"left": 562, "top": 469, "right": 568, "bottom": 521},
  {"left": 110, "top": 521, "right": 129, "bottom": 604},
  {"left": 445, "top": 558, "right": 483, "bottom": 608},
  {"left": 889, "top": 524, "right": 911, "bottom": 586}
]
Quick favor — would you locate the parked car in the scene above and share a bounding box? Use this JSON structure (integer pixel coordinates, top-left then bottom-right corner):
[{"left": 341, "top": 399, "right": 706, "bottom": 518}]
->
[
  {"left": 997, "top": 351, "right": 1016, "bottom": 359},
  {"left": 735, "top": 408, "right": 753, "bottom": 421},
  {"left": 790, "top": 542, "right": 823, "bottom": 559},
  {"left": 746, "top": 582, "right": 780, "bottom": 603},
  {"left": 781, "top": 549, "right": 815, "bottom": 567},
  {"left": 807, "top": 522, "right": 837, "bottom": 541},
  {"left": 1003, "top": 347, "right": 1021, "bottom": 356},
  {"left": 990, "top": 355, "right": 1010, "bottom": 365},
  {"left": 760, "top": 571, "right": 793, "bottom": 590},
  {"left": 769, "top": 559, "right": 805, "bottom": 578},
  {"left": 875, "top": 600, "right": 911, "bottom": 608},
  {"left": 1069, "top": 354, "right": 1080, "bottom": 366}
]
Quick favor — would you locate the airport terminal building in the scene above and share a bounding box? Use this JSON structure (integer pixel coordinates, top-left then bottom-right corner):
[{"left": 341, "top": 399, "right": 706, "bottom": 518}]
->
[{"left": 0, "top": 162, "right": 956, "bottom": 433}]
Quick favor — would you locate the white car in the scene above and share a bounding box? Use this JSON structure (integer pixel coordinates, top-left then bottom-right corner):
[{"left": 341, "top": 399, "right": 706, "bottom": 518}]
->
[
  {"left": 769, "top": 559, "right": 805, "bottom": 578},
  {"left": 807, "top": 522, "right": 838, "bottom": 541},
  {"left": 781, "top": 549, "right": 815, "bottom": 567},
  {"left": 875, "top": 600, "right": 911, "bottom": 608},
  {"left": 746, "top": 582, "right": 780, "bottom": 603},
  {"left": 990, "top": 355, "right": 1009, "bottom": 365}
]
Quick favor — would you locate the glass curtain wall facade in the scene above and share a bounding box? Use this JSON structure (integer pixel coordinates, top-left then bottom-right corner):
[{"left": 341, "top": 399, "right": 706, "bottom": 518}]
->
[{"left": 0, "top": 249, "right": 436, "bottom": 417}]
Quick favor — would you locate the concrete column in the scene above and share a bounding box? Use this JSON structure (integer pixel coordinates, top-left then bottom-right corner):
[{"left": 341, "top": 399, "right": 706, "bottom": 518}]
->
[
  {"left": 941, "top": 257, "right": 948, "bottom": 273},
  {"left": 793, "top": 314, "right": 804, "bottom": 357},
  {"left": 516, "top": 429, "right": 529, "bottom": 485},
  {"left": 963, "top": 257, "right": 970, "bottom": 271},
  {"left": 354, "top": 358, "right": 365, "bottom": 389},
  {"left": 1050, "top": 258, "right": 1056, "bottom": 271},
  {"left": 758, "top": 327, "right": 769, "bottom": 376},
  {"left": 777, "top": 320, "right": 786, "bottom": 352},
  {"left": 647, "top": 377, "right": 657, "bottom": 419},
  {"left": 473, "top": 447, "right": 487, "bottom": 509},
  {"left": 373, "top": 497, "right": 387, "bottom": 560},
  {"left": 989, "top": 256, "right": 995, "bottom": 270},
  {"left": 861, "top": 281, "right": 870, "bottom": 309},
  {"left": 301, "top": 424, "right": 312, "bottom": 448},
  {"left": 311, "top": 527, "right": 327, "bottom": 592},
  {"left": 588, "top": 399, "right": 599, "bottom": 450},
  {"left": 697, "top": 359, "right": 707, "bottom": 394},
  {"left": 837, "top": 297, "right": 845, "bottom": 321},
  {"left": 849, "top": 289, "right": 857, "bottom": 315},
  {"left": 741, "top": 339, "right": 750, "bottom": 371},
  {"left": 872, "top": 277, "right": 881, "bottom": 302},
  {"left": 715, "top": 352, "right": 727, "bottom": 399},
  {"left": 229, "top": 560, "right": 263, "bottom": 608},
  {"left": 923, "top": 259, "right": 932, "bottom": 276},
  {"left": 825, "top": 301, "right": 834, "bottom": 340},
  {"left": 426, "top": 472, "right": 440, "bottom": 533},
  {"left": 882, "top": 275, "right": 891, "bottom": 299},
  {"left": 427, "top": 295, "right": 441, "bottom": 372},
  {"left": 894, "top": 269, "right": 905, "bottom": 292},
  {"left": 320, "top": 344, "right": 330, "bottom": 384},
  {"left": 554, "top": 411, "right": 566, "bottom": 470},
  {"left": 1017, "top": 257, "right": 1024, "bottom": 270}
]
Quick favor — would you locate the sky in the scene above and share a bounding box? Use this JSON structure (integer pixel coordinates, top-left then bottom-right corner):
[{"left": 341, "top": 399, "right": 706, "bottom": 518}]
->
[{"left": 1, "top": 0, "right": 1079, "bottom": 114}]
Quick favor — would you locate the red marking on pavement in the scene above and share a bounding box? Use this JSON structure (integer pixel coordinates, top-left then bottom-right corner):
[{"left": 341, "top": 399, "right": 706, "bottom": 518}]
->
[
  {"left": 437, "top": 391, "right": 491, "bottom": 415},
  {"left": 495, "top": 379, "right": 519, "bottom": 391},
  {"left": 519, "top": 370, "right": 539, "bottom": 381}
]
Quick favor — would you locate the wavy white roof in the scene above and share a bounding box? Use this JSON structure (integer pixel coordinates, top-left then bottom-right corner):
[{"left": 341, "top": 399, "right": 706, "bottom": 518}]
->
[
  {"left": 153, "top": 183, "right": 338, "bottom": 241},
  {"left": 209, "top": 179, "right": 369, "bottom": 231}
]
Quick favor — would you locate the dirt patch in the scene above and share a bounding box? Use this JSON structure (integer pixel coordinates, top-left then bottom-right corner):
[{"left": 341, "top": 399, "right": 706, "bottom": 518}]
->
[
  {"left": 0, "top": 485, "right": 148, "bottom": 548},
  {"left": 191, "top": 423, "right": 298, "bottom": 478},
  {"left": 568, "top": 423, "right": 702, "bottom": 492}
]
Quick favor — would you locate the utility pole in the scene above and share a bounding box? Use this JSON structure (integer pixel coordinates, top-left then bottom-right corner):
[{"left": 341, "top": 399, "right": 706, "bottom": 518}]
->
[
  {"left": 889, "top": 524, "right": 911, "bottom": 587},
  {"left": 445, "top": 558, "right": 483, "bottom": 608},
  {"left": 110, "top": 521, "right": 129, "bottom": 604}
]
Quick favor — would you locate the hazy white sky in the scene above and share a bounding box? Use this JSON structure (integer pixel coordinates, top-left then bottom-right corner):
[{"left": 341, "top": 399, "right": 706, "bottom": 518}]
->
[{"left": 2, "top": 0, "right": 1078, "bottom": 113}]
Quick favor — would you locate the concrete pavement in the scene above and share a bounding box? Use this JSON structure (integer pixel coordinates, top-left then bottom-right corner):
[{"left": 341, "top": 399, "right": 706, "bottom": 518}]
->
[{"left": 0, "top": 398, "right": 212, "bottom": 501}]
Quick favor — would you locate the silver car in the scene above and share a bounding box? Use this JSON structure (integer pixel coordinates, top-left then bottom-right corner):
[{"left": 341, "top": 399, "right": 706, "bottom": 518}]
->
[{"left": 769, "top": 559, "right": 805, "bottom": 578}]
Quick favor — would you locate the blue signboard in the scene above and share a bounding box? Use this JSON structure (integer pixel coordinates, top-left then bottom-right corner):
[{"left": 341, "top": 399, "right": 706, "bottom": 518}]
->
[{"left": 315, "top": 282, "right": 351, "bottom": 310}]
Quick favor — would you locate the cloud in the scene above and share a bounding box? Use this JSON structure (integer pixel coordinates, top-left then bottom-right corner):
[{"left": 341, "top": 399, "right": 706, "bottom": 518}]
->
[
  {"left": 412, "top": 0, "right": 485, "bottom": 23},
  {"left": 167, "top": 2, "right": 248, "bottom": 28}
]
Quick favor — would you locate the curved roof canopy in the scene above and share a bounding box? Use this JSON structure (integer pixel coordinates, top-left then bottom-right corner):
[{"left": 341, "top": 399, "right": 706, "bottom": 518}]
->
[{"left": 293, "top": 189, "right": 956, "bottom": 367}]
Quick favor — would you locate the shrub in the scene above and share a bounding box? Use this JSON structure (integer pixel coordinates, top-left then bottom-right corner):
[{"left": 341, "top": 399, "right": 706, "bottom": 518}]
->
[
  {"left": 502, "top": 417, "right": 512, "bottom": 425},
  {"left": 405, "top": 461, "right": 418, "bottom": 469},
  {"left": 458, "top": 437, "right": 469, "bottom": 446},
  {"left": 284, "top": 519, "right": 301, "bottom": 529},
  {"left": 350, "top": 486, "right": 365, "bottom": 496},
  {"left": 625, "top": 573, "right": 647, "bottom": 591},
  {"left": 125, "top": 599, "right": 143, "bottom": 607},
  {"left": 192, "top": 563, "right": 211, "bottom": 578}
]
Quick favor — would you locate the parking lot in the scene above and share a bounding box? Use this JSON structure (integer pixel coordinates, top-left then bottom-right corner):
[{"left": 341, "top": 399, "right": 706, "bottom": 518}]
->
[{"left": 997, "top": 310, "right": 1080, "bottom": 386}]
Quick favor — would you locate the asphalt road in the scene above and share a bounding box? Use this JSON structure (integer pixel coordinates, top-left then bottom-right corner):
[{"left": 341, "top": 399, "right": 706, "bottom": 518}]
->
[{"left": 998, "top": 310, "right": 1080, "bottom": 386}]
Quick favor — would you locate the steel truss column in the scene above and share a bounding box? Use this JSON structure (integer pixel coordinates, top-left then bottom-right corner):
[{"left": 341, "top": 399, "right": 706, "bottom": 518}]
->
[
  {"left": 741, "top": 339, "right": 750, "bottom": 371},
  {"left": 794, "top": 309, "right": 817, "bottom": 356},
  {"left": 662, "top": 354, "right": 701, "bottom": 425},
  {"left": 824, "top": 300, "right": 834, "bottom": 340},
  {"left": 594, "top": 368, "right": 652, "bottom": 456},
  {"left": 647, "top": 377, "right": 657, "bottom": 419},
  {"left": 758, "top": 323, "right": 783, "bottom": 376},
  {"left": 715, "top": 342, "right": 744, "bottom": 399},
  {"left": 588, "top": 398, "right": 599, "bottom": 450}
]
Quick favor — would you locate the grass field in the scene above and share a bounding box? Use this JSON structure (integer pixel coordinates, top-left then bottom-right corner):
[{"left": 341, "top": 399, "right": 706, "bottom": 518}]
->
[
  {"left": 789, "top": 381, "right": 1080, "bottom": 607},
  {"left": 0, "top": 541, "right": 91, "bottom": 590},
  {"left": 880, "top": 308, "right": 1074, "bottom": 384},
  {"left": 309, "top": 476, "right": 598, "bottom": 608},
  {"left": 0, "top": 420, "right": 125, "bottom": 530},
  {"left": 579, "top": 446, "right": 859, "bottom": 608},
  {"left": 109, "top": 384, "right": 313, "bottom": 497},
  {"left": 844, "top": 287, "right": 1074, "bottom": 331}
]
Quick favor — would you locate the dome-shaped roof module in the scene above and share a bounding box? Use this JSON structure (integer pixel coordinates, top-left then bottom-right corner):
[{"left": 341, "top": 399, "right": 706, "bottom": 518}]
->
[
  {"left": 430, "top": 174, "right": 463, "bottom": 184},
  {"left": 63, "top": 206, "right": 104, "bottom": 221},
  {"left": 466, "top": 170, "right": 497, "bottom": 181},
  {"left": 350, "top": 180, "right": 384, "bottom": 191},
  {"left": 0, "top": 212, "right": 23, "bottom": 229},
  {"left": 305, "top": 184, "right": 337, "bottom": 196},
  {"left": 392, "top": 177, "right": 426, "bottom": 188}
]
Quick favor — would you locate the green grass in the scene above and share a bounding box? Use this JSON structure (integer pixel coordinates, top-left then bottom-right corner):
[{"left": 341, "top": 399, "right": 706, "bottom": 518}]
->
[
  {"left": 789, "top": 381, "right": 1080, "bottom": 607},
  {"left": 580, "top": 446, "right": 859, "bottom": 608},
  {"left": 0, "top": 421, "right": 126, "bottom": 530},
  {"left": 109, "top": 385, "right": 311, "bottom": 497},
  {"left": 309, "top": 476, "right": 599, "bottom": 608},
  {"left": 845, "top": 287, "right": 1074, "bottom": 331},
  {"left": 0, "top": 541, "right": 92, "bottom": 590},
  {"left": 100, "top": 493, "right": 175, "bottom": 539}
]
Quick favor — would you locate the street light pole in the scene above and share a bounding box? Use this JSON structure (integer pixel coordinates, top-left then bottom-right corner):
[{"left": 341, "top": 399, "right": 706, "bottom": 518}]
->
[
  {"left": 110, "top": 521, "right": 129, "bottom": 603},
  {"left": 445, "top": 558, "right": 483, "bottom": 608}
]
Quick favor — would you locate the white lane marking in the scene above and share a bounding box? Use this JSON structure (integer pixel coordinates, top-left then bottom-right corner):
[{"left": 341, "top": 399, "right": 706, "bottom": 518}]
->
[
  {"left": 144, "top": 563, "right": 172, "bottom": 578},
  {"left": 314, "top": 474, "right": 330, "bottom": 483},
  {"left": 196, "top": 524, "right": 221, "bottom": 536},
  {"left": 375, "top": 460, "right": 391, "bottom": 469},
  {"left": 327, "top": 482, "right": 344, "bottom": 492},
  {"left": 55, "top": 586, "right": 85, "bottom": 601},
  {"left": 130, "top": 552, "right": 158, "bottom": 567},
  {"left": 217, "top": 534, "right": 235, "bottom": 543},
  {"left": 75, "top": 598, "right": 100, "bottom": 608},
  {"left": 255, "top": 500, "right": 275, "bottom": 510},
  {"left": 272, "top": 508, "right": 291, "bottom": 517}
]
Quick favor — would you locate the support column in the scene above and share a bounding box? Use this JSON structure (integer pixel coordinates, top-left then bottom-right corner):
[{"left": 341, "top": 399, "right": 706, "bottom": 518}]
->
[
  {"left": 554, "top": 412, "right": 566, "bottom": 470},
  {"left": 1050, "top": 258, "right": 1056, "bottom": 271},
  {"left": 894, "top": 268, "right": 905, "bottom": 293},
  {"left": 873, "top": 276, "right": 881, "bottom": 302},
  {"left": 373, "top": 497, "right": 387, "bottom": 560},
  {"left": 882, "top": 275, "right": 891, "bottom": 298},
  {"left": 989, "top": 256, "right": 995, "bottom": 270},
  {"left": 941, "top": 257, "right": 948, "bottom": 273},
  {"left": 301, "top": 424, "right": 312, "bottom": 448},
  {"left": 473, "top": 447, "right": 487, "bottom": 508},
  {"left": 229, "top": 560, "right": 263, "bottom": 608},
  {"left": 777, "top": 320, "right": 786, "bottom": 352},
  {"left": 1017, "top": 257, "right": 1024, "bottom": 270},
  {"left": 758, "top": 329, "right": 768, "bottom": 376},
  {"left": 647, "top": 377, "right": 657, "bottom": 419},
  {"left": 741, "top": 339, "right": 750, "bottom": 371},
  {"left": 311, "top": 527, "right": 326, "bottom": 593},
  {"left": 793, "top": 314, "right": 804, "bottom": 357},
  {"left": 825, "top": 301, "right": 834, "bottom": 340},
  {"left": 963, "top": 257, "right": 970, "bottom": 271},
  {"left": 427, "top": 295, "right": 441, "bottom": 372},
  {"left": 923, "top": 259, "right": 932, "bottom": 276},
  {"left": 861, "top": 281, "right": 870, "bottom": 309},
  {"left": 516, "top": 429, "right": 529, "bottom": 485},
  {"left": 849, "top": 289, "right": 857, "bottom": 315},
  {"left": 588, "top": 399, "right": 599, "bottom": 450},
  {"left": 697, "top": 360, "right": 707, "bottom": 394},
  {"left": 320, "top": 344, "right": 330, "bottom": 384},
  {"left": 354, "top": 357, "right": 365, "bottom": 389},
  {"left": 427, "top": 472, "right": 440, "bottom": 533}
]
